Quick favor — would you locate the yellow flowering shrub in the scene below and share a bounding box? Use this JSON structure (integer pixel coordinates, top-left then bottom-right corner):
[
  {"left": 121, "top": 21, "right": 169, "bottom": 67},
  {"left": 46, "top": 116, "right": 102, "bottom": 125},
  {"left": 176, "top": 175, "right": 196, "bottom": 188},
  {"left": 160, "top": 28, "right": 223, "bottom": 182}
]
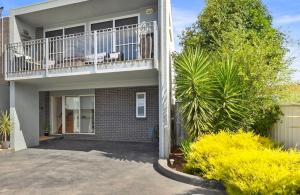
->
[{"left": 184, "top": 130, "right": 300, "bottom": 194}]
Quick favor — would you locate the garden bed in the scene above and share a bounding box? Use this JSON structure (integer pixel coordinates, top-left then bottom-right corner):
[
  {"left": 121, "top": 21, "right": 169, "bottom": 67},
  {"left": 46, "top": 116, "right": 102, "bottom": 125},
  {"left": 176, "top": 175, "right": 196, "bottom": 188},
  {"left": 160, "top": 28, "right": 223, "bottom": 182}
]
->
[
  {"left": 167, "top": 148, "right": 185, "bottom": 172},
  {"left": 180, "top": 131, "right": 300, "bottom": 195}
]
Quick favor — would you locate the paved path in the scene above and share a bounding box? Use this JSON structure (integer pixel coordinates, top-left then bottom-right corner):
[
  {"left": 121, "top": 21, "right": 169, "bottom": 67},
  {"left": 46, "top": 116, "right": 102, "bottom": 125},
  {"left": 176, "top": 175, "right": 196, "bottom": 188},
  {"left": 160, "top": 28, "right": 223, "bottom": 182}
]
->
[{"left": 0, "top": 140, "right": 223, "bottom": 195}]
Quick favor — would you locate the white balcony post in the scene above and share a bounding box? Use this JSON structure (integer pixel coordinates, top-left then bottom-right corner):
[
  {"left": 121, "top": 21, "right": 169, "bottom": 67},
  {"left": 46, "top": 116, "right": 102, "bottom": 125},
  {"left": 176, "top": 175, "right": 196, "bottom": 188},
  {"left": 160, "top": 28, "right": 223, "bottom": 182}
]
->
[
  {"left": 94, "top": 32, "right": 98, "bottom": 72},
  {"left": 153, "top": 21, "right": 159, "bottom": 69},
  {"left": 45, "top": 38, "right": 49, "bottom": 77}
]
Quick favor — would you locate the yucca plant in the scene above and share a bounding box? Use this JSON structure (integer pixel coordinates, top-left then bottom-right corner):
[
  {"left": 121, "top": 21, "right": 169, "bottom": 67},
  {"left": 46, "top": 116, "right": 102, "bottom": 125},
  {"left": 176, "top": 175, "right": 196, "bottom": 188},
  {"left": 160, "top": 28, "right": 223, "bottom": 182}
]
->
[
  {"left": 212, "top": 57, "right": 249, "bottom": 131},
  {"left": 175, "top": 47, "right": 252, "bottom": 137},
  {"left": 0, "top": 111, "right": 12, "bottom": 149},
  {"left": 175, "top": 47, "right": 215, "bottom": 137}
]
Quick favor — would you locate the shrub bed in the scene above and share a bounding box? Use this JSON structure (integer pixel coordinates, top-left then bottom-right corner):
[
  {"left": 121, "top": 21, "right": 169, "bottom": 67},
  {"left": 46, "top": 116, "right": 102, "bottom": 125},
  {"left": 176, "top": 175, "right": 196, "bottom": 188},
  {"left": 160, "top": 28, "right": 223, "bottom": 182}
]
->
[{"left": 184, "top": 131, "right": 300, "bottom": 194}]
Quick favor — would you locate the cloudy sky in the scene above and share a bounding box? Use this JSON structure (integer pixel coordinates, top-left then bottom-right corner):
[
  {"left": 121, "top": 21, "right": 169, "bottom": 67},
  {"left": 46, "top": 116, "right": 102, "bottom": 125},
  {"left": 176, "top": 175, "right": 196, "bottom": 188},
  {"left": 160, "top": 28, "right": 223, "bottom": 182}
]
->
[{"left": 1, "top": 0, "right": 300, "bottom": 80}]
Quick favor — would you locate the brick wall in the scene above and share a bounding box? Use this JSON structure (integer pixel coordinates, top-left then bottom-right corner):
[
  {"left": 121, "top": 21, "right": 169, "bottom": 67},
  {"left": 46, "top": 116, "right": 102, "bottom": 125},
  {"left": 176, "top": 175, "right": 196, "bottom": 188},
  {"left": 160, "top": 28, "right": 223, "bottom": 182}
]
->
[
  {"left": 54, "top": 86, "right": 159, "bottom": 143},
  {"left": 94, "top": 86, "right": 159, "bottom": 143}
]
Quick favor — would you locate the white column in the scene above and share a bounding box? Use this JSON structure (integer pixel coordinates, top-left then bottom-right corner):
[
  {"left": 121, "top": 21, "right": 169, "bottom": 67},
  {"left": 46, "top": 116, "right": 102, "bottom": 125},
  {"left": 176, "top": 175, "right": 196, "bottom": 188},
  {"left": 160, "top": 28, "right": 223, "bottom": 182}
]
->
[
  {"left": 158, "top": 0, "right": 172, "bottom": 159},
  {"left": 10, "top": 81, "right": 39, "bottom": 151}
]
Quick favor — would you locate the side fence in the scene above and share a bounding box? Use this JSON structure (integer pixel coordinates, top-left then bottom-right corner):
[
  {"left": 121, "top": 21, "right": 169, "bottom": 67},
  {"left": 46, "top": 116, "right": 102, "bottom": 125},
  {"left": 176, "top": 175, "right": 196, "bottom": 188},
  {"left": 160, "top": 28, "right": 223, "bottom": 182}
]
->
[
  {"left": 174, "top": 102, "right": 186, "bottom": 146},
  {"left": 175, "top": 103, "right": 300, "bottom": 150},
  {"left": 272, "top": 104, "right": 300, "bottom": 149}
]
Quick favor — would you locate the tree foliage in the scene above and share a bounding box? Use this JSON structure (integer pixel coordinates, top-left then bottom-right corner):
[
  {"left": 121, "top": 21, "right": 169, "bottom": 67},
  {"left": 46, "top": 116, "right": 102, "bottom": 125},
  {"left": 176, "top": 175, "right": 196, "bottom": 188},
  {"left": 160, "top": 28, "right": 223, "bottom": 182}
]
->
[{"left": 179, "top": 0, "right": 289, "bottom": 134}]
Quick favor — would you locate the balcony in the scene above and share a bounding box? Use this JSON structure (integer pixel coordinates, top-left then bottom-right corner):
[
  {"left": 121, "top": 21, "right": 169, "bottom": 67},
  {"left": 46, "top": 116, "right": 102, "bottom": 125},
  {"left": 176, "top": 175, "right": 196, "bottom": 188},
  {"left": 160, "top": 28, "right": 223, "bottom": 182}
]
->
[{"left": 5, "top": 22, "right": 158, "bottom": 80}]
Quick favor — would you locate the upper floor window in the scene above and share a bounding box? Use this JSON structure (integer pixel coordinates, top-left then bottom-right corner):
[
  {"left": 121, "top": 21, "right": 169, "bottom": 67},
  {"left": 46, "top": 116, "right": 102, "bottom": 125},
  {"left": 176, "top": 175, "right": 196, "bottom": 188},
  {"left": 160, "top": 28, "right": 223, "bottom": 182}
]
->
[
  {"left": 136, "top": 92, "right": 146, "bottom": 118},
  {"left": 90, "top": 16, "right": 139, "bottom": 60},
  {"left": 45, "top": 29, "right": 63, "bottom": 38},
  {"left": 45, "top": 25, "right": 85, "bottom": 38},
  {"left": 65, "top": 25, "right": 85, "bottom": 36},
  {"left": 91, "top": 21, "right": 113, "bottom": 31},
  {"left": 115, "top": 16, "right": 138, "bottom": 27}
]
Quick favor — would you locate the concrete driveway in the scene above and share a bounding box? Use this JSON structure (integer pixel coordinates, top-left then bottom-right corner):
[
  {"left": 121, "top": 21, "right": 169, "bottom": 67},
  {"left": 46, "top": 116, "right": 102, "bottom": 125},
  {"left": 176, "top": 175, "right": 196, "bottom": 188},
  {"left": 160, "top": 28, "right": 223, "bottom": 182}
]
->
[{"left": 0, "top": 139, "right": 223, "bottom": 195}]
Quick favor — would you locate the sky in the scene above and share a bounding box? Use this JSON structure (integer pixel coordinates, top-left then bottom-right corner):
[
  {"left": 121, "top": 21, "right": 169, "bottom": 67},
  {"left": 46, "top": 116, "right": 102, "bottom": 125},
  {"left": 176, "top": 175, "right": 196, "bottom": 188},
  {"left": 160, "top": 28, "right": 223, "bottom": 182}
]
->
[
  {"left": 172, "top": 0, "right": 300, "bottom": 81},
  {"left": 1, "top": 0, "right": 300, "bottom": 80}
]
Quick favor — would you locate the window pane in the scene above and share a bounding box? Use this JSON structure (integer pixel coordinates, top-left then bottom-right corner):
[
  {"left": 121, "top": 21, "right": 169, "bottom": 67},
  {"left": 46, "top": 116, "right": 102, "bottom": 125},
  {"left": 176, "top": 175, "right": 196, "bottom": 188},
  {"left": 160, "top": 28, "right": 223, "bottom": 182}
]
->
[
  {"left": 115, "top": 17, "right": 138, "bottom": 61},
  {"left": 80, "top": 96, "right": 95, "bottom": 134},
  {"left": 91, "top": 21, "right": 113, "bottom": 31},
  {"left": 64, "top": 26, "right": 85, "bottom": 59},
  {"left": 138, "top": 106, "right": 144, "bottom": 116},
  {"left": 91, "top": 21, "right": 113, "bottom": 54},
  {"left": 96, "top": 30, "right": 113, "bottom": 54},
  {"left": 136, "top": 93, "right": 146, "bottom": 117},
  {"left": 65, "top": 97, "right": 80, "bottom": 133},
  {"left": 115, "top": 17, "right": 138, "bottom": 27},
  {"left": 65, "top": 97, "right": 80, "bottom": 109},
  {"left": 45, "top": 29, "right": 63, "bottom": 38},
  {"left": 116, "top": 45, "right": 137, "bottom": 61},
  {"left": 137, "top": 94, "right": 144, "bottom": 99},
  {"left": 65, "top": 25, "right": 85, "bottom": 35},
  {"left": 137, "top": 99, "right": 144, "bottom": 106}
]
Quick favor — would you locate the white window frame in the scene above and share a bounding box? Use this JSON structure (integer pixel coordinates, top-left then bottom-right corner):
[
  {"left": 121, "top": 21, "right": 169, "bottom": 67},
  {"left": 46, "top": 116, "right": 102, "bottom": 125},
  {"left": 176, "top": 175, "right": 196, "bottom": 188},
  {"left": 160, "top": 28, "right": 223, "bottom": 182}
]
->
[
  {"left": 44, "top": 24, "right": 87, "bottom": 62},
  {"left": 44, "top": 23, "right": 87, "bottom": 38},
  {"left": 50, "top": 94, "right": 96, "bottom": 135},
  {"left": 88, "top": 14, "right": 140, "bottom": 53},
  {"left": 136, "top": 92, "right": 146, "bottom": 118}
]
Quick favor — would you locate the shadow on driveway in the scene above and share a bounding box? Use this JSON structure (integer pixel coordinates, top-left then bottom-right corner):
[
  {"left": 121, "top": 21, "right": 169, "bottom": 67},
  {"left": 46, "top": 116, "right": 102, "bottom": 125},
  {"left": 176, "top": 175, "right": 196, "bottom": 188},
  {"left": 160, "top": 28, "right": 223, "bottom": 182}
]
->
[
  {"left": 0, "top": 139, "right": 224, "bottom": 194},
  {"left": 36, "top": 139, "right": 158, "bottom": 164}
]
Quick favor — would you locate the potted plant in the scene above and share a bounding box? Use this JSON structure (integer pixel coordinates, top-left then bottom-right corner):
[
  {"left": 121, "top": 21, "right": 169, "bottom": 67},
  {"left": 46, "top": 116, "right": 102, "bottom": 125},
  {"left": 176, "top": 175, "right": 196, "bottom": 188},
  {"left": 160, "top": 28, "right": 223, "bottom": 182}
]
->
[
  {"left": 0, "top": 111, "right": 12, "bottom": 149},
  {"left": 44, "top": 126, "right": 49, "bottom": 136}
]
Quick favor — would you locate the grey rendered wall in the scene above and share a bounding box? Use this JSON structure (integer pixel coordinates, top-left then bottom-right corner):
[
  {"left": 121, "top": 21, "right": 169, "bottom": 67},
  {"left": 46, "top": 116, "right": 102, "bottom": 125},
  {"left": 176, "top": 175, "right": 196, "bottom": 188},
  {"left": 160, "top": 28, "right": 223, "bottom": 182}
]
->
[
  {"left": 64, "top": 86, "right": 159, "bottom": 143},
  {"left": 42, "top": 5, "right": 158, "bottom": 31},
  {"left": 50, "top": 89, "right": 95, "bottom": 96},
  {"left": 10, "top": 82, "right": 39, "bottom": 151}
]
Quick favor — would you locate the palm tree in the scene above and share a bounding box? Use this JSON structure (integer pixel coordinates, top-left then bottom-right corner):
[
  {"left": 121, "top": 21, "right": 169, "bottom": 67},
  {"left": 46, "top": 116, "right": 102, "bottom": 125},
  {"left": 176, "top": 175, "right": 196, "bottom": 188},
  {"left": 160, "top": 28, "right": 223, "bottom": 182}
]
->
[{"left": 0, "top": 111, "right": 12, "bottom": 148}]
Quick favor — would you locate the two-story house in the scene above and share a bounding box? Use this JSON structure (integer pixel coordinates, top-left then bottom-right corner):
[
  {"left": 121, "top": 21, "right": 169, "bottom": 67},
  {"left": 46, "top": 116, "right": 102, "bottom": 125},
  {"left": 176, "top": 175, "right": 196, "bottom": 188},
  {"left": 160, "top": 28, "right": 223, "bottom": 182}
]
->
[{"left": 4, "top": 0, "right": 173, "bottom": 158}]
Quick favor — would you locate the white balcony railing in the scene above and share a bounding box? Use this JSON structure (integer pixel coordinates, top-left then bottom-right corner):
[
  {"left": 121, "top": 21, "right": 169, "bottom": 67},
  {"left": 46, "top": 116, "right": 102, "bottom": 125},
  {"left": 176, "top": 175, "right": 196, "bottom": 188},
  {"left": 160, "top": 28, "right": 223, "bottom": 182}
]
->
[{"left": 5, "top": 21, "right": 158, "bottom": 79}]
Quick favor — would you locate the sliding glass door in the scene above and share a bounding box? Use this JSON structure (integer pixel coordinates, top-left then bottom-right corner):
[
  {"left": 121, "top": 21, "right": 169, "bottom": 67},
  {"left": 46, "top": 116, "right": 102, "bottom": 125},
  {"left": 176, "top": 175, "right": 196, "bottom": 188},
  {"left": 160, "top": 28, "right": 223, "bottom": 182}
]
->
[
  {"left": 90, "top": 16, "right": 139, "bottom": 60},
  {"left": 80, "top": 96, "right": 95, "bottom": 133},
  {"left": 51, "top": 95, "right": 95, "bottom": 135},
  {"left": 65, "top": 97, "right": 80, "bottom": 133}
]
